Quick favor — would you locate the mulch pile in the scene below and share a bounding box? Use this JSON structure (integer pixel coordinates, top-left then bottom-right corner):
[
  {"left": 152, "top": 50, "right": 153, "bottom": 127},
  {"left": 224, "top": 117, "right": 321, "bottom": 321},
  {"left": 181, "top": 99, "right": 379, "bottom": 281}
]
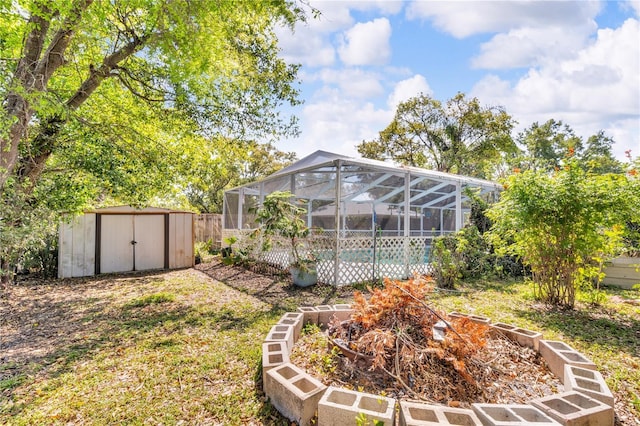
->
[{"left": 291, "top": 326, "right": 561, "bottom": 409}]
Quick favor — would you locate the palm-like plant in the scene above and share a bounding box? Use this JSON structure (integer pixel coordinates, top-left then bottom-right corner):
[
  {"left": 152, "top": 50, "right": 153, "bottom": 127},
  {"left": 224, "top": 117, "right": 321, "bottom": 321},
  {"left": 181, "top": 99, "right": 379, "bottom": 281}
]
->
[{"left": 255, "top": 191, "right": 315, "bottom": 272}]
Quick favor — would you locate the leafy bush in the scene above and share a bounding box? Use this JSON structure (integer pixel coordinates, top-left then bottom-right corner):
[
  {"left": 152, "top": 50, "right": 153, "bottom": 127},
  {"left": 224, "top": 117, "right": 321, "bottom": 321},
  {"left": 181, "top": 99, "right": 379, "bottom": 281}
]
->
[
  {"left": 19, "top": 230, "right": 59, "bottom": 279},
  {"left": 487, "top": 159, "right": 640, "bottom": 308},
  {"left": 623, "top": 221, "right": 640, "bottom": 257},
  {"left": 430, "top": 189, "right": 526, "bottom": 289},
  {"left": 431, "top": 235, "right": 461, "bottom": 289}
]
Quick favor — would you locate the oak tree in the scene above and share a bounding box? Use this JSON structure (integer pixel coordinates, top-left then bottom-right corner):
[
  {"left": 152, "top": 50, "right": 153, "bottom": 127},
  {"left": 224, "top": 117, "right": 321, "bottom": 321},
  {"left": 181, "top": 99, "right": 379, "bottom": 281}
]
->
[
  {"left": 0, "top": 0, "right": 308, "bottom": 282},
  {"left": 357, "top": 93, "right": 517, "bottom": 179}
]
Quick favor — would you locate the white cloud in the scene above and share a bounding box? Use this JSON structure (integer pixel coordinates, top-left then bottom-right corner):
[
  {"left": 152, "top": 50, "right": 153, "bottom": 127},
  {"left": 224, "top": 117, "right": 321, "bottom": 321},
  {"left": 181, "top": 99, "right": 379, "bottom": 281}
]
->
[
  {"left": 276, "top": 26, "right": 336, "bottom": 67},
  {"left": 310, "top": 68, "right": 385, "bottom": 98},
  {"left": 472, "top": 24, "right": 595, "bottom": 69},
  {"left": 622, "top": 0, "right": 640, "bottom": 16},
  {"left": 406, "top": 1, "right": 601, "bottom": 38},
  {"left": 277, "top": 73, "right": 435, "bottom": 159},
  {"left": 387, "top": 75, "right": 432, "bottom": 109},
  {"left": 338, "top": 18, "right": 392, "bottom": 66},
  {"left": 471, "top": 19, "right": 640, "bottom": 158},
  {"left": 275, "top": 1, "right": 355, "bottom": 68},
  {"left": 278, "top": 90, "right": 393, "bottom": 158}
]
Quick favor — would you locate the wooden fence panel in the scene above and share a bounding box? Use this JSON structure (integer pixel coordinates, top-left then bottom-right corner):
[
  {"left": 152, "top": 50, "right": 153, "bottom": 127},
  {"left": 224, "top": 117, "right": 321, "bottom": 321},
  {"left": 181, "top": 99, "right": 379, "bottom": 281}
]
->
[{"left": 194, "top": 214, "right": 222, "bottom": 247}]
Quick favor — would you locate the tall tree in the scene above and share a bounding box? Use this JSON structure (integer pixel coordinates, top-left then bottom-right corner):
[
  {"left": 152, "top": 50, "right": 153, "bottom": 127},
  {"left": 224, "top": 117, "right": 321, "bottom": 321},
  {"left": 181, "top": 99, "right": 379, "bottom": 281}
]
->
[
  {"left": 357, "top": 93, "right": 516, "bottom": 179},
  {"left": 0, "top": 0, "right": 309, "bottom": 282},
  {"left": 0, "top": 0, "right": 305, "bottom": 189},
  {"left": 515, "top": 120, "right": 622, "bottom": 174},
  {"left": 181, "top": 139, "right": 296, "bottom": 214}
]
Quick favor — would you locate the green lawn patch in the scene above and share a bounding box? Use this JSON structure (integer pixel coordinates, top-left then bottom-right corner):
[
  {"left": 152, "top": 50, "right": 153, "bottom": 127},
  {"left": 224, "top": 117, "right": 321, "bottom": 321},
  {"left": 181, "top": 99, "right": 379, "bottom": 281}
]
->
[{"left": 1, "top": 265, "right": 638, "bottom": 424}]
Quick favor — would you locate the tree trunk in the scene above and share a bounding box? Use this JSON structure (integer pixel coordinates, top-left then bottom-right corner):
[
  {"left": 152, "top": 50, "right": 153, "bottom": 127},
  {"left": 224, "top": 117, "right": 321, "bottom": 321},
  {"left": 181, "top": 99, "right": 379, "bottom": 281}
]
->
[
  {"left": 0, "top": 258, "right": 13, "bottom": 290},
  {"left": 0, "top": 0, "right": 93, "bottom": 190}
]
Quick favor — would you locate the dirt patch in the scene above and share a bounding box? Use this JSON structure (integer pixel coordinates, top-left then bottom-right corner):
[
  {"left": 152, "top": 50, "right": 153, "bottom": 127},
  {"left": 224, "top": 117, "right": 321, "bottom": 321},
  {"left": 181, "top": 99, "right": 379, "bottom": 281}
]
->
[{"left": 195, "top": 260, "right": 356, "bottom": 310}]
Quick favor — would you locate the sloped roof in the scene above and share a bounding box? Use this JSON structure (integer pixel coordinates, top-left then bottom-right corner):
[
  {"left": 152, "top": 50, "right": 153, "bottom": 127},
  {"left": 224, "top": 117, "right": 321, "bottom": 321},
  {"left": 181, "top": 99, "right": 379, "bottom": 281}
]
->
[
  {"left": 271, "top": 150, "right": 348, "bottom": 176},
  {"left": 270, "top": 150, "right": 501, "bottom": 190}
]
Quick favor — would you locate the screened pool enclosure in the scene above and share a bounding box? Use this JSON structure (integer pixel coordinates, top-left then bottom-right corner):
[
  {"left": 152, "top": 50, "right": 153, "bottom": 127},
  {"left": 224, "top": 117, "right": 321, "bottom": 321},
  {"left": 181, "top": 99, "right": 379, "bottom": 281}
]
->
[{"left": 222, "top": 151, "right": 501, "bottom": 285}]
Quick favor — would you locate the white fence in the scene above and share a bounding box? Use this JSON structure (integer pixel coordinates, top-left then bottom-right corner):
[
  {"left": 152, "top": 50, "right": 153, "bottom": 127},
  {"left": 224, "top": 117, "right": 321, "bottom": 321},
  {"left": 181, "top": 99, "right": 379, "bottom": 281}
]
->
[{"left": 223, "top": 229, "right": 436, "bottom": 286}]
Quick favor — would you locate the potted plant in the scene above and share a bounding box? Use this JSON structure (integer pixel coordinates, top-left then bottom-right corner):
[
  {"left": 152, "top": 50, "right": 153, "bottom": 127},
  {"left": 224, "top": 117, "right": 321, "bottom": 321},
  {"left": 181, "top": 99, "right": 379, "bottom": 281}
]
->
[{"left": 254, "top": 191, "right": 318, "bottom": 287}]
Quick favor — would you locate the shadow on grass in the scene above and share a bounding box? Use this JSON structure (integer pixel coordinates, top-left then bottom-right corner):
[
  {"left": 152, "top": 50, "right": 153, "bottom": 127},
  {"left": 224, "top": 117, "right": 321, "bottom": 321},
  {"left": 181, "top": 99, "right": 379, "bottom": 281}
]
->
[
  {"left": 1, "top": 285, "right": 279, "bottom": 420},
  {"left": 514, "top": 305, "right": 640, "bottom": 357},
  {"left": 456, "top": 276, "right": 524, "bottom": 294},
  {"left": 195, "top": 259, "right": 356, "bottom": 312},
  {"left": 250, "top": 353, "right": 291, "bottom": 425}
]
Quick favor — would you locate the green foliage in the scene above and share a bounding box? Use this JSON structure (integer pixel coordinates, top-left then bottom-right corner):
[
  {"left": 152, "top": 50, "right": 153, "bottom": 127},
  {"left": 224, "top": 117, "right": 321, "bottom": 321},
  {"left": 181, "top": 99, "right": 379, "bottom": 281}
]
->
[
  {"left": 180, "top": 140, "right": 296, "bottom": 213},
  {"left": 254, "top": 191, "right": 315, "bottom": 270},
  {"left": 513, "top": 120, "right": 623, "bottom": 175},
  {"left": 431, "top": 235, "right": 462, "bottom": 289},
  {"left": 623, "top": 221, "right": 640, "bottom": 258},
  {"left": 125, "top": 292, "right": 176, "bottom": 308},
  {"left": 19, "top": 229, "right": 59, "bottom": 279},
  {"left": 355, "top": 412, "right": 384, "bottom": 426},
  {"left": 0, "top": 1, "right": 309, "bottom": 281},
  {"left": 194, "top": 240, "right": 217, "bottom": 264},
  {"left": 0, "top": 178, "right": 63, "bottom": 282},
  {"left": 487, "top": 159, "right": 640, "bottom": 308},
  {"left": 431, "top": 189, "right": 525, "bottom": 289},
  {"left": 357, "top": 92, "right": 517, "bottom": 179},
  {"left": 431, "top": 226, "right": 523, "bottom": 289}
]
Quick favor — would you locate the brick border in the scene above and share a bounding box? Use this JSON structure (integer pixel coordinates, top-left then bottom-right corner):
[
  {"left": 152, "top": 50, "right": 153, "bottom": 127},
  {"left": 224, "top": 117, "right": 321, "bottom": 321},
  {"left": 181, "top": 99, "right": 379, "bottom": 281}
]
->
[{"left": 261, "top": 308, "right": 615, "bottom": 426}]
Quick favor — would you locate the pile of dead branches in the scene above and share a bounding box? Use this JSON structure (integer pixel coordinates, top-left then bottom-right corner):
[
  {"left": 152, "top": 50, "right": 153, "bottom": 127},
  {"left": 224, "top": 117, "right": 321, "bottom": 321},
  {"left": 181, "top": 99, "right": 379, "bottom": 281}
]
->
[{"left": 328, "top": 276, "right": 490, "bottom": 403}]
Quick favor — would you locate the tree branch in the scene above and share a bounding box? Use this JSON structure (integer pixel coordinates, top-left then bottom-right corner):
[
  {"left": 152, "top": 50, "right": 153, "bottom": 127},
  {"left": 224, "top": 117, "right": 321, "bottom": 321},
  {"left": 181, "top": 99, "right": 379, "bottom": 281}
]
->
[
  {"left": 13, "top": 2, "right": 52, "bottom": 89},
  {"left": 114, "top": 66, "right": 167, "bottom": 103},
  {"left": 66, "top": 34, "right": 149, "bottom": 110},
  {"left": 32, "top": 0, "right": 93, "bottom": 91}
]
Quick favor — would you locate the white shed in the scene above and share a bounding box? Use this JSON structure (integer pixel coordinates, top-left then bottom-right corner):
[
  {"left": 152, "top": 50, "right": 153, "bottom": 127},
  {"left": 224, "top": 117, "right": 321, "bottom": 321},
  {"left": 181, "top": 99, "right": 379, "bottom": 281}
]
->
[{"left": 58, "top": 206, "right": 194, "bottom": 278}]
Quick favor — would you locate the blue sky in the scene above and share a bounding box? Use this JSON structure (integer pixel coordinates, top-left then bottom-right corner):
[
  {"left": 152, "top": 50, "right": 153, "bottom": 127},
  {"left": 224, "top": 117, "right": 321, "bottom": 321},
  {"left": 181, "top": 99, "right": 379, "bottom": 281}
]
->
[{"left": 275, "top": 0, "right": 640, "bottom": 162}]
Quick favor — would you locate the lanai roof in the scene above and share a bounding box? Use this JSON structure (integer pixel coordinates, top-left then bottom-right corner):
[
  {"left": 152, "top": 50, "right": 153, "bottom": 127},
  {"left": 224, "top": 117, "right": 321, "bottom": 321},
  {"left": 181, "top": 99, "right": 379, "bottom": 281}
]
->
[
  {"left": 228, "top": 150, "right": 502, "bottom": 210},
  {"left": 271, "top": 150, "right": 501, "bottom": 189}
]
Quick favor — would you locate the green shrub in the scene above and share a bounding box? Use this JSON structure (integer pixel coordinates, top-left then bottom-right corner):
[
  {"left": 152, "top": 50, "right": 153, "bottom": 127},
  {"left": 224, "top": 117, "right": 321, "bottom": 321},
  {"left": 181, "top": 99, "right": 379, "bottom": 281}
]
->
[{"left": 487, "top": 159, "right": 640, "bottom": 308}]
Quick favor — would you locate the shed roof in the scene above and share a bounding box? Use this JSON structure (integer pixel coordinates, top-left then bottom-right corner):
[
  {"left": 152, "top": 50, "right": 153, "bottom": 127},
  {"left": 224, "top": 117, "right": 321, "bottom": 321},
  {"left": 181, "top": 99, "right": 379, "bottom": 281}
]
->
[{"left": 85, "top": 206, "right": 194, "bottom": 214}]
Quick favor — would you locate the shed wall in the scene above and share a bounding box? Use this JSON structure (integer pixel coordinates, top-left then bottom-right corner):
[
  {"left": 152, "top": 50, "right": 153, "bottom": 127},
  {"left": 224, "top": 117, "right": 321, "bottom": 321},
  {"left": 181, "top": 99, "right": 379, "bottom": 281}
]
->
[
  {"left": 603, "top": 257, "right": 640, "bottom": 289},
  {"left": 169, "top": 213, "right": 194, "bottom": 269},
  {"left": 58, "top": 214, "right": 96, "bottom": 278},
  {"left": 58, "top": 211, "right": 194, "bottom": 278}
]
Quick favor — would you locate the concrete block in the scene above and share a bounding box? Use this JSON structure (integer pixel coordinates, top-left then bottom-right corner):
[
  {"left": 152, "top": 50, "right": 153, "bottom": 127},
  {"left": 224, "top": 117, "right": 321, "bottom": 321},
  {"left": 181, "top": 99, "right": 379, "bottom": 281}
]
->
[
  {"left": 316, "top": 305, "right": 336, "bottom": 327},
  {"left": 449, "top": 311, "right": 491, "bottom": 325},
  {"left": 564, "top": 365, "right": 614, "bottom": 407},
  {"left": 265, "top": 324, "right": 295, "bottom": 353},
  {"left": 332, "top": 304, "right": 354, "bottom": 322},
  {"left": 472, "top": 403, "right": 560, "bottom": 425},
  {"left": 264, "top": 363, "right": 327, "bottom": 426},
  {"left": 297, "top": 306, "right": 319, "bottom": 326},
  {"left": 490, "top": 323, "right": 542, "bottom": 351},
  {"left": 278, "top": 312, "right": 304, "bottom": 343},
  {"left": 530, "top": 391, "right": 614, "bottom": 426},
  {"left": 262, "top": 341, "right": 289, "bottom": 385},
  {"left": 317, "top": 386, "right": 395, "bottom": 426},
  {"left": 399, "top": 400, "right": 482, "bottom": 425},
  {"left": 539, "top": 341, "right": 596, "bottom": 382}
]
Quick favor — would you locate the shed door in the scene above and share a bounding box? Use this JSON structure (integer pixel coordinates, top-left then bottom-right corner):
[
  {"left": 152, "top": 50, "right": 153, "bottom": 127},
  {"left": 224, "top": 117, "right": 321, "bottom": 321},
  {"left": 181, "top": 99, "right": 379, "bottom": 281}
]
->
[
  {"left": 100, "top": 214, "right": 165, "bottom": 273},
  {"left": 134, "top": 215, "right": 165, "bottom": 271},
  {"left": 100, "top": 215, "right": 134, "bottom": 273}
]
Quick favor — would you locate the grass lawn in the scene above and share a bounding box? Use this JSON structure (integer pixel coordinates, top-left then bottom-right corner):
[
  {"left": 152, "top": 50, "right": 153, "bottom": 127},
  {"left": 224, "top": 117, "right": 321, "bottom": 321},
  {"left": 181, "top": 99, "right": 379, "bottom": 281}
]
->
[{"left": 1, "top": 261, "right": 638, "bottom": 425}]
